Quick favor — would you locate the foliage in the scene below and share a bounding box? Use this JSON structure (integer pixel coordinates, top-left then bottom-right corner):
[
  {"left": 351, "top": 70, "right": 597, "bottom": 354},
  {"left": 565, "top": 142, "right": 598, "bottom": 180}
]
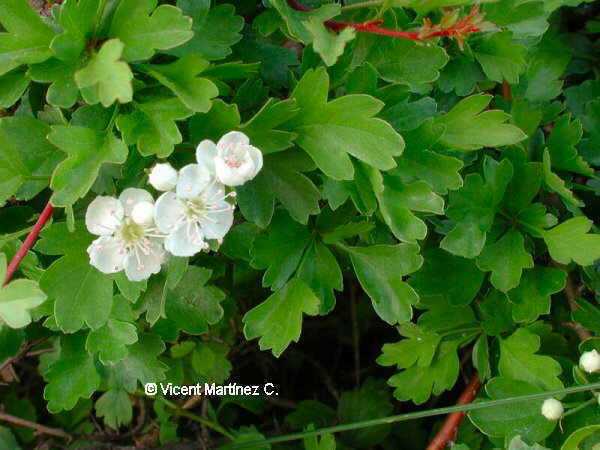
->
[{"left": 0, "top": 0, "right": 599, "bottom": 448}]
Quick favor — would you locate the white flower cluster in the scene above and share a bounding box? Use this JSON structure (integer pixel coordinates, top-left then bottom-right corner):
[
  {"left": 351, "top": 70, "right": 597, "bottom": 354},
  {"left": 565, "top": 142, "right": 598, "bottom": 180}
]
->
[{"left": 86, "top": 131, "right": 263, "bottom": 281}]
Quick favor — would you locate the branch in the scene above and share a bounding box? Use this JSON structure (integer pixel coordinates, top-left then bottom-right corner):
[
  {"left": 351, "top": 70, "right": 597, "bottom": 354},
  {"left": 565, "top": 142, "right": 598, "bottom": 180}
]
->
[
  {"left": 3, "top": 201, "right": 54, "bottom": 286},
  {"left": 0, "top": 411, "right": 71, "bottom": 441},
  {"left": 426, "top": 374, "right": 481, "bottom": 450},
  {"left": 286, "top": 0, "right": 485, "bottom": 43}
]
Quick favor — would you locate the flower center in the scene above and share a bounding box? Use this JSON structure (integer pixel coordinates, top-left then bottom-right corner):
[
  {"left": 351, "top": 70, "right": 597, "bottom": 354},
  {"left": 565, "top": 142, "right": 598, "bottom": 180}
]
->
[
  {"left": 118, "top": 220, "right": 146, "bottom": 245},
  {"left": 224, "top": 156, "right": 243, "bottom": 168},
  {"left": 183, "top": 198, "right": 207, "bottom": 221}
]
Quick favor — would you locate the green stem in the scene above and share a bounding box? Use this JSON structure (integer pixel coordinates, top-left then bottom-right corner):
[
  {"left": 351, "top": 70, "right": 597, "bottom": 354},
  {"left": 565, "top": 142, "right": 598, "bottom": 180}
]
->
[
  {"left": 2, "top": 226, "right": 34, "bottom": 241},
  {"left": 563, "top": 394, "right": 598, "bottom": 417},
  {"left": 341, "top": 0, "right": 385, "bottom": 11},
  {"left": 154, "top": 396, "right": 236, "bottom": 441},
  {"left": 226, "top": 382, "right": 600, "bottom": 448},
  {"left": 105, "top": 104, "right": 120, "bottom": 132}
]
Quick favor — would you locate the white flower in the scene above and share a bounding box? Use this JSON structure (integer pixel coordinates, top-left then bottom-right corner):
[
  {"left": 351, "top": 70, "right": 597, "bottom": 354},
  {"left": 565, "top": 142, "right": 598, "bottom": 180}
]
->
[
  {"left": 85, "top": 188, "right": 165, "bottom": 281},
  {"left": 541, "top": 398, "right": 563, "bottom": 420},
  {"left": 148, "top": 163, "right": 178, "bottom": 191},
  {"left": 154, "top": 163, "right": 235, "bottom": 257},
  {"left": 579, "top": 350, "right": 600, "bottom": 374},
  {"left": 196, "top": 131, "right": 263, "bottom": 187}
]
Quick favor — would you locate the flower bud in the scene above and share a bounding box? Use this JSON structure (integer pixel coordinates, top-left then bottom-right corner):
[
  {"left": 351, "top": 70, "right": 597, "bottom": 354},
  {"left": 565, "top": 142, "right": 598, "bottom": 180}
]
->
[
  {"left": 131, "top": 201, "right": 155, "bottom": 226},
  {"left": 148, "top": 163, "right": 178, "bottom": 191},
  {"left": 579, "top": 350, "right": 600, "bottom": 374},
  {"left": 541, "top": 398, "right": 563, "bottom": 420}
]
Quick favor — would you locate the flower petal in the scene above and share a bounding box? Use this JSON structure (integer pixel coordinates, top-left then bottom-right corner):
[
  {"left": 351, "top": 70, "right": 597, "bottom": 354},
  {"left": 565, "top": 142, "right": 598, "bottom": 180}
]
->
[
  {"left": 217, "top": 131, "right": 249, "bottom": 151},
  {"left": 214, "top": 158, "right": 248, "bottom": 187},
  {"left": 247, "top": 145, "right": 264, "bottom": 178},
  {"left": 85, "top": 196, "right": 124, "bottom": 235},
  {"left": 119, "top": 188, "right": 154, "bottom": 216},
  {"left": 87, "top": 236, "right": 126, "bottom": 274},
  {"left": 196, "top": 140, "right": 217, "bottom": 173},
  {"left": 123, "top": 240, "right": 164, "bottom": 281},
  {"left": 154, "top": 192, "right": 185, "bottom": 233},
  {"left": 203, "top": 202, "right": 234, "bottom": 240},
  {"left": 176, "top": 164, "right": 211, "bottom": 199},
  {"left": 164, "top": 222, "right": 205, "bottom": 257}
]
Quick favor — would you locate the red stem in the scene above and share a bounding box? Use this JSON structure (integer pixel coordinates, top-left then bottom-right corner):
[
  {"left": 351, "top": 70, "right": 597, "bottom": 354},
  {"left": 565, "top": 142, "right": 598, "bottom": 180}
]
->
[
  {"left": 286, "top": 0, "right": 482, "bottom": 41},
  {"left": 426, "top": 374, "right": 482, "bottom": 450},
  {"left": 3, "top": 201, "right": 54, "bottom": 286}
]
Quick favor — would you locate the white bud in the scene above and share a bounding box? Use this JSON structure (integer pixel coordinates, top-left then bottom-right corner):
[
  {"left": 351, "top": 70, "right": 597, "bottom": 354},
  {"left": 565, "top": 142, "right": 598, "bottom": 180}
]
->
[
  {"left": 541, "top": 398, "right": 563, "bottom": 420},
  {"left": 579, "top": 350, "right": 600, "bottom": 374},
  {"left": 149, "top": 163, "right": 178, "bottom": 191},
  {"left": 131, "top": 201, "right": 155, "bottom": 226}
]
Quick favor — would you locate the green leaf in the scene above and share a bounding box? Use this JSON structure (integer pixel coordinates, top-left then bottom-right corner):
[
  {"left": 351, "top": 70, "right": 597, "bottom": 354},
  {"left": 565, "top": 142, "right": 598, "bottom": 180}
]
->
[
  {"left": 165, "top": 266, "right": 225, "bottom": 334},
  {"left": 241, "top": 98, "right": 299, "bottom": 154},
  {"left": 95, "top": 389, "right": 132, "bottom": 429},
  {"left": 541, "top": 150, "right": 582, "bottom": 208},
  {"left": 377, "top": 323, "right": 440, "bottom": 370},
  {"left": 40, "top": 252, "right": 113, "bottom": 333},
  {"left": 116, "top": 95, "right": 192, "bottom": 157},
  {"left": 377, "top": 174, "right": 444, "bottom": 243},
  {"left": 191, "top": 342, "right": 232, "bottom": 384},
  {"left": 547, "top": 115, "right": 593, "bottom": 176},
  {"left": 507, "top": 267, "right": 566, "bottom": 323},
  {"left": 269, "top": 0, "right": 340, "bottom": 44},
  {"left": 0, "top": 253, "right": 46, "bottom": 328},
  {"left": 0, "top": 427, "right": 20, "bottom": 450},
  {"left": 304, "top": 18, "right": 355, "bottom": 67},
  {"left": 411, "top": 248, "right": 484, "bottom": 307},
  {"left": 28, "top": 58, "right": 80, "bottom": 108},
  {"left": 483, "top": 0, "right": 549, "bottom": 39},
  {"left": 543, "top": 217, "right": 600, "bottom": 266},
  {"left": 0, "top": 116, "right": 60, "bottom": 204},
  {"left": 297, "top": 240, "right": 343, "bottom": 314},
  {"left": 474, "top": 31, "right": 527, "bottom": 84},
  {"left": 35, "top": 221, "right": 94, "bottom": 256},
  {"left": 361, "top": 35, "right": 449, "bottom": 84},
  {"left": 437, "top": 53, "right": 485, "bottom": 96},
  {"left": 143, "top": 55, "right": 218, "bottom": 112},
  {"left": 43, "top": 333, "right": 101, "bottom": 413},
  {"left": 386, "top": 340, "right": 459, "bottom": 404},
  {"left": 571, "top": 298, "right": 600, "bottom": 334},
  {"left": 86, "top": 315, "right": 138, "bottom": 365},
  {"left": 561, "top": 425, "right": 600, "bottom": 450},
  {"left": 473, "top": 335, "right": 491, "bottom": 381},
  {"left": 469, "top": 377, "right": 556, "bottom": 442},
  {"left": 285, "top": 67, "right": 404, "bottom": 180},
  {"left": 50, "top": 0, "right": 100, "bottom": 61},
  {"left": 0, "top": 0, "right": 55, "bottom": 75},
  {"left": 243, "top": 277, "right": 320, "bottom": 357},
  {"left": 286, "top": 400, "right": 336, "bottom": 431},
  {"left": 75, "top": 39, "right": 133, "bottom": 107},
  {"left": 109, "top": 0, "right": 193, "bottom": 62},
  {"left": 345, "top": 244, "right": 423, "bottom": 325},
  {"left": 498, "top": 328, "right": 563, "bottom": 391},
  {"left": 441, "top": 157, "right": 513, "bottom": 258},
  {"left": 435, "top": 94, "right": 527, "bottom": 151},
  {"left": 0, "top": 68, "right": 29, "bottom": 108},
  {"left": 380, "top": 97, "right": 437, "bottom": 132},
  {"left": 250, "top": 211, "right": 312, "bottom": 289},
  {"left": 508, "top": 436, "right": 550, "bottom": 450},
  {"left": 304, "top": 432, "right": 336, "bottom": 450},
  {"left": 337, "top": 378, "right": 393, "bottom": 447},
  {"left": 477, "top": 230, "right": 534, "bottom": 292},
  {"left": 112, "top": 334, "right": 168, "bottom": 392},
  {"left": 47, "top": 124, "right": 128, "bottom": 207},
  {"left": 391, "top": 120, "right": 463, "bottom": 194},
  {"left": 170, "top": 0, "right": 243, "bottom": 61}
]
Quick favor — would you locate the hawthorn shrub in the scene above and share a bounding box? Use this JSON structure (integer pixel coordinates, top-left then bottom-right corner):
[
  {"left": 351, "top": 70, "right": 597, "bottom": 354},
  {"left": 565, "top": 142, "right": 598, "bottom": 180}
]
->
[{"left": 0, "top": 0, "right": 599, "bottom": 448}]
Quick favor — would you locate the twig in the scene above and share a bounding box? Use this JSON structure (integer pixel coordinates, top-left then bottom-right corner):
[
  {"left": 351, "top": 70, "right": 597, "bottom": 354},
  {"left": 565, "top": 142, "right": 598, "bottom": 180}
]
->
[
  {"left": 564, "top": 274, "right": 592, "bottom": 340},
  {"left": 0, "top": 338, "right": 48, "bottom": 373},
  {"left": 502, "top": 79, "right": 511, "bottom": 102},
  {"left": 286, "top": 0, "right": 484, "bottom": 42},
  {"left": 3, "top": 201, "right": 54, "bottom": 286},
  {"left": 0, "top": 411, "right": 71, "bottom": 441},
  {"left": 426, "top": 374, "right": 481, "bottom": 450}
]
